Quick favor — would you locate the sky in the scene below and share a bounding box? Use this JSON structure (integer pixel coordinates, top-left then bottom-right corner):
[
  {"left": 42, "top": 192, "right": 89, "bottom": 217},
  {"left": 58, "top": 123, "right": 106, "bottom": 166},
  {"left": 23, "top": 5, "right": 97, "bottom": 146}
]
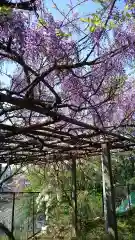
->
[
  {"left": 43, "top": 0, "right": 125, "bottom": 19},
  {"left": 0, "top": 62, "right": 16, "bottom": 87},
  {"left": 44, "top": 0, "right": 100, "bottom": 17}
]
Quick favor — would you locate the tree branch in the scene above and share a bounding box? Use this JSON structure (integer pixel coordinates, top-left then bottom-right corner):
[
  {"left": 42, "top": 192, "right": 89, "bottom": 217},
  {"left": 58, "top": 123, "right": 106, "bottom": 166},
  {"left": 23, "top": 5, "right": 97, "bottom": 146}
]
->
[{"left": 0, "top": 0, "right": 36, "bottom": 11}]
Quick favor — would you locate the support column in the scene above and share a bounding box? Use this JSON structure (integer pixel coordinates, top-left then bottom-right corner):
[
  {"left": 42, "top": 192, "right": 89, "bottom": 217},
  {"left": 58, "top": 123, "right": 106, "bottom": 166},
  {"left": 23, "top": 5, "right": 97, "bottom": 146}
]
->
[
  {"left": 0, "top": 164, "right": 1, "bottom": 175},
  {"left": 0, "top": 164, "right": 2, "bottom": 191},
  {"left": 11, "top": 192, "right": 15, "bottom": 234},
  {"left": 32, "top": 194, "right": 35, "bottom": 236},
  {"left": 71, "top": 157, "right": 78, "bottom": 238},
  {"left": 101, "top": 143, "right": 118, "bottom": 240}
]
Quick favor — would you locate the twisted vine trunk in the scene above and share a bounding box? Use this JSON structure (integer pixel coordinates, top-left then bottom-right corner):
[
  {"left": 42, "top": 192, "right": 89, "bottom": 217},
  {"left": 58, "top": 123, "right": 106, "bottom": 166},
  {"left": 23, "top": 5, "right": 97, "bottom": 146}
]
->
[{"left": 0, "top": 223, "right": 15, "bottom": 240}]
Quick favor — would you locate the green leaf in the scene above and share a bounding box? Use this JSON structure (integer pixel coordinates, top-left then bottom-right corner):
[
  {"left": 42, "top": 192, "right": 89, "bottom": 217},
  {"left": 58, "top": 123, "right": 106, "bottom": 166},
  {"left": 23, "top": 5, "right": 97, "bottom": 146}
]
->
[
  {"left": 93, "top": 20, "right": 101, "bottom": 26},
  {"left": 126, "top": 12, "right": 131, "bottom": 18},
  {"left": 64, "top": 33, "right": 72, "bottom": 37},
  {"left": 37, "top": 18, "right": 47, "bottom": 28},
  {"left": 80, "top": 17, "right": 91, "bottom": 23},
  {"left": 0, "top": 6, "right": 12, "bottom": 15},
  {"left": 92, "top": 15, "right": 101, "bottom": 25},
  {"left": 113, "top": 13, "right": 120, "bottom": 21},
  {"left": 89, "top": 25, "right": 96, "bottom": 32},
  {"left": 55, "top": 29, "right": 63, "bottom": 36},
  {"left": 124, "top": 4, "right": 129, "bottom": 11},
  {"left": 129, "top": 3, "right": 135, "bottom": 9},
  {"left": 108, "top": 20, "right": 117, "bottom": 29},
  {"left": 55, "top": 29, "right": 72, "bottom": 37}
]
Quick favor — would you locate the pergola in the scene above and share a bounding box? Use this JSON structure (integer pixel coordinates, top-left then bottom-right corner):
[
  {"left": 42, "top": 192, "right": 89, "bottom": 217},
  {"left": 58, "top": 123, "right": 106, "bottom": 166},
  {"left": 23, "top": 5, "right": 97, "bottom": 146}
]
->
[
  {"left": 0, "top": 93, "right": 135, "bottom": 163},
  {"left": 0, "top": 91, "right": 135, "bottom": 239},
  {"left": 0, "top": 1, "right": 135, "bottom": 239}
]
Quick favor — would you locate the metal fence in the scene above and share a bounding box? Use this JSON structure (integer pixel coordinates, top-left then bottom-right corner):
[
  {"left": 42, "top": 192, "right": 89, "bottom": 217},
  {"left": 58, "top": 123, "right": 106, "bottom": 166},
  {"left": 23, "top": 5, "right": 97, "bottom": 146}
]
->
[
  {"left": 0, "top": 186, "right": 135, "bottom": 239},
  {"left": 115, "top": 184, "right": 135, "bottom": 208},
  {"left": 0, "top": 192, "right": 45, "bottom": 239}
]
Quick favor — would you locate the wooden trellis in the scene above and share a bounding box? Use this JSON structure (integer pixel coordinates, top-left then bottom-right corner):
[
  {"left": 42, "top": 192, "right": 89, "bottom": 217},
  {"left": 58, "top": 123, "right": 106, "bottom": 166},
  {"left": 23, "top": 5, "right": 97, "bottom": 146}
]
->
[
  {"left": 0, "top": 93, "right": 134, "bottom": 164},
  {"left": 0, "top": 92, "right": 135, "bottom": 239}
]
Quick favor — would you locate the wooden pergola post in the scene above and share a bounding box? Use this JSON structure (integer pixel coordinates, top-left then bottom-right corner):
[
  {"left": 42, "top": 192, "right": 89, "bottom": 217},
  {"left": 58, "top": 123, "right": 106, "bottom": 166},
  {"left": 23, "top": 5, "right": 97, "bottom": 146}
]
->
[
  {"left": 101, "top": 143, "right": 118, "bottom": 240},
  {"left": 71, "top": 156, "right": 78, "bottom": 238},
  {"left": 0, "top": 164, "right": 2, "bottom": 191}
]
